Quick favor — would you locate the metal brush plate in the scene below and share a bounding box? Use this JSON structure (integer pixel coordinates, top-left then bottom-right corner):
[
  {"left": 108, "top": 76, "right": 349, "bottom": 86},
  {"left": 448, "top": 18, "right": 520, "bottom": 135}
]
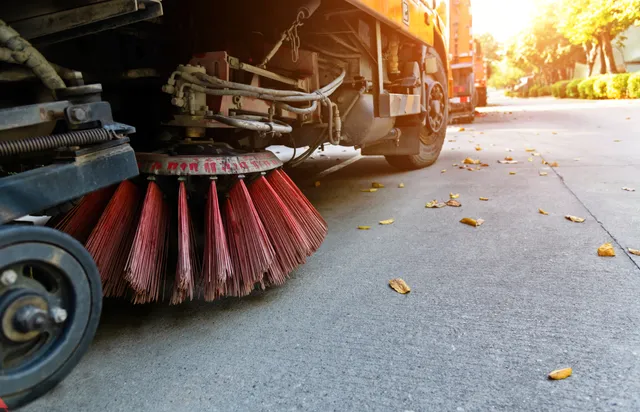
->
[{"left": 135, "top": 151, "right": 283, "bottom": 176}]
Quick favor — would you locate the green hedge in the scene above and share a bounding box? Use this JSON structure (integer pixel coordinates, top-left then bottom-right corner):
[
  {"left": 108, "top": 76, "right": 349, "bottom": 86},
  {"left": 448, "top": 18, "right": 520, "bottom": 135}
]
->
[
  {"left": 593, "top": 75, "right": 610, "bottom": 99},
  {"left": 538, "top": 85, "right": 552, "bottom": 96},
  {"left": 567, "top": 79, "right": 582, "bottom": 98},
  {"left": 628, "top": 73, "right": 640, "bottom": 99},
  {"left": 552, "top": 80, "right": 571, "bottom": 98},
  {"left": 606, "top": 73, "right": 631, "bottom": 99},
  {"left": 528, "top": 85, "right": 539, "bottom": 97},
  {"left": 578, "top": 77, "right": 598, "bottom": 99}
]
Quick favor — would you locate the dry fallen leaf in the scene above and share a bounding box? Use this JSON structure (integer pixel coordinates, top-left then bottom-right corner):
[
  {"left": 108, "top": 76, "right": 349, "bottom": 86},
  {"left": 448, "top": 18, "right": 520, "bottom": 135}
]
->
[
  {"left": 533, "top": 152, "right": 541, "bottom": 156},
  {"left": 597, "top": 242, "right": 616, "bottom": 257},
  {"left": 441, "top": 169, "right": 447, "bottom": 173},
  {"left": 389, "top": 278, "right": 411, "bottom": 294},
  {"left": 539, "top": 208, "right": 549, "bottom": 215},
  {"left": 509, "top": 172, "right": 517, "bottom": 175},
  {"left": 452, "top": 163, "right": 459, "bottom": 167},
  {"left": 542, "top": 160, "right": 548, "bottom": 165},
  {"left": 549, "top": 162, "right": 559, "bottom": 167},
  {"left": 357, "top": 226, "right": 371, "bottom": 230},
  {"left": 448, "top": 139, "right": 456, "bottom": 142},
  {"left": 525, "top": 148, "right": 536, "bottom": 152},
  {"left": 425, "top": 200, "right": 446, "bottom": 208},
  {"left": 398, "top": 183, "right": 405, "bottom": 188},
  {"left": 629, "top": 248, "right": 640, "bottom": 256},
  {"left": 548, "top": 368, "right": 572, "bottom": 380},
  {"left": 622, "top": 187, "right": 635, "bottom": 192},
  {"left": 614, "top": 139, "right": 622, "bottom": 142},
  {"left": 460, "top": 217, "right": 485, "bottom": 227},
  {"left": 539, "top": 172, "right": 548, "bottom": 176},
  {"left": 626, "top": 117, "right": 631, "bottom": 120},
  {"left": 505, "top": 156, "right": 514, "bottom": 161},
  {"left": 480, "top": 132, "right": 485, "bottom": 134},
  {"left": 528, "top": 157, "right": 534, "bottom": 162},
  {"left": 475, "top": 147, "right": 482, "bottom": 151},
  {"left": 481, "top": 163, "right": 490, "bottom": 167},
  {"left": 379, "top": 218, "right": 395, "bottom": 225},
  {"left": 552, "top": 132, "right": 558, "bottom": 135},
  {"left": 450, "top": 193, "right": 460, "bottom": 199},
  {"left": 314, "top": 181, "right": 321, "bottom": 187},
  {"left": 446, "top": 199, "right": 461, "bottom": 207},
  {"left": 361, "top": 188, "right": 378, "bottom": 193},
  {"left": 463, "top": 157, "right": 481, "bottom": 165},
  {"left": 479, "top": 197, "right": 489, "bottom": 201},
  {"left": 372, "top": 182, "right": 385, "bottom": 188},
  {"left": 458, "top": 127, "right": 466, "bottom": 132},
  {"left": 565, "top": 215, "right": 586, "bottom": 223}
]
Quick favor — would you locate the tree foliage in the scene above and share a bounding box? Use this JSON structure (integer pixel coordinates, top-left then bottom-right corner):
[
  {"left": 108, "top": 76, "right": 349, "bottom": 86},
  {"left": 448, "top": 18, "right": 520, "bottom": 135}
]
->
[{"left": 476, "top": 33, "right": 501, "bottom": 61}]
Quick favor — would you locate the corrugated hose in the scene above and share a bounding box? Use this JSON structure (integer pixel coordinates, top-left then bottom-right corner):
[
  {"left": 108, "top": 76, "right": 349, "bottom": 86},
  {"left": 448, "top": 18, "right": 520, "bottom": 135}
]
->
[{"left": 0, "top": 128, "right": 115, "bottom": 157}]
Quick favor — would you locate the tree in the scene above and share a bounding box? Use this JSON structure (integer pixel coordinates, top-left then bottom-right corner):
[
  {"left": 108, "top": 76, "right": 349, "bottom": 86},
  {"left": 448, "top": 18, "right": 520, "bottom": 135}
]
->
[
  {"left": 557, "top": 0, "right": 640, "bottom": 74},
  {"left": 476, "top": 33, "right": 501, "bottom": 62}
]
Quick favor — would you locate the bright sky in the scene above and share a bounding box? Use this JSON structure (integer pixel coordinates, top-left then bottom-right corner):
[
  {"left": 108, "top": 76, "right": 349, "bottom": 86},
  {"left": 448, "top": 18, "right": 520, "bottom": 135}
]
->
[{"left": 472, "top": 0, "right": 539, "bottom": 41}]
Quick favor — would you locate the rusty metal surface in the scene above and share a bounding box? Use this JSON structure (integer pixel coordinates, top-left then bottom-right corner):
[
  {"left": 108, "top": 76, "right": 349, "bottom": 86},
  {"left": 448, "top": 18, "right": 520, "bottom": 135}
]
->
[{"left": 136, "top": 151, "right": 283, "bottom": 176}]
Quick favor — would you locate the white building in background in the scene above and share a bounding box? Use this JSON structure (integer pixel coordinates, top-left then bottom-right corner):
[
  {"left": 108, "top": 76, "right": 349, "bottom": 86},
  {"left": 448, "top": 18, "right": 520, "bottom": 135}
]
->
[{"left": 574, "top": 26, "right": 640, "bottom": 78}]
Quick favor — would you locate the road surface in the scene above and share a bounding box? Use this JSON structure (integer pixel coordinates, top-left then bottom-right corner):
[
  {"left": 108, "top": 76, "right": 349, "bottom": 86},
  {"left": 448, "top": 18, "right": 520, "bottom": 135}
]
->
[{"left": 28, "top": 95, "right": 640, "bottom": 411}]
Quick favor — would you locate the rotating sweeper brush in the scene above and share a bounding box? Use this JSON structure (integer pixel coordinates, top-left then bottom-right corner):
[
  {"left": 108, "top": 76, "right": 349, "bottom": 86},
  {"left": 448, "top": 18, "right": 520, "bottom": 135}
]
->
[{"left": 54, "top": 145, "right": 327, "bottom": 304}]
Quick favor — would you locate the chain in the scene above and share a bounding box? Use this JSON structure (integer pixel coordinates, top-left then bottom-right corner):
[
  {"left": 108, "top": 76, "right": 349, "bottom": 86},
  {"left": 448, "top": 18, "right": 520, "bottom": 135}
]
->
[{"left": 286, "top": 11, "right": 306, "bottom": 63}]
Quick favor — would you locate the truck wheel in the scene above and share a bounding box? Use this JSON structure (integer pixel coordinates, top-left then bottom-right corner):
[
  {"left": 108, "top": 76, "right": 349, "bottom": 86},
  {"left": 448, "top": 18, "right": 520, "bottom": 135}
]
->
[
  {"left": 0, "top": 226, "right": 102, "bottom": 410},
  {"left": 385, "top": 52, "right": 448, "bottom": 170}
]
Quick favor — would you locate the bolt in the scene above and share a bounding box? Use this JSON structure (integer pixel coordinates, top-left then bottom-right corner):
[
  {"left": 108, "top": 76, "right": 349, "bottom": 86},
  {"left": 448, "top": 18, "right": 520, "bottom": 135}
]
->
[
  {"left": 0, "top": 269, "right": 18, "bottom": 286},
  {"left": 50, "top": 307, "right": 68, "bottom": 324},
  {"left": 69, "top": 107, "right": 87, "bottom": 122}
]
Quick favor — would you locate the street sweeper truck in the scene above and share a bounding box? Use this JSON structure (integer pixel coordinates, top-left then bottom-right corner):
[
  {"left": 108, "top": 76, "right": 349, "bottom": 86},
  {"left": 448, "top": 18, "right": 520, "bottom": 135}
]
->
[{"left": 0, "top": 0, "right": 451, "bottom": 407}]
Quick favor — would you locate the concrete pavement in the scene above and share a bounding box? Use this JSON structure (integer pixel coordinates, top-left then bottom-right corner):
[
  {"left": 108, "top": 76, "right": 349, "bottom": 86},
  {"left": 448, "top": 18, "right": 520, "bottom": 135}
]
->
[{"left": 27, "top": 95, "right": 640, "bottom": 411}]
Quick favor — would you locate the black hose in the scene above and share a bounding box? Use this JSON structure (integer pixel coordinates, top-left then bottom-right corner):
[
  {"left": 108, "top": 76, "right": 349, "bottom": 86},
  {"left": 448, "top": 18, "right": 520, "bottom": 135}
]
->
[{"left": 0, "top": 128, "right": 115, "bottom": 157}]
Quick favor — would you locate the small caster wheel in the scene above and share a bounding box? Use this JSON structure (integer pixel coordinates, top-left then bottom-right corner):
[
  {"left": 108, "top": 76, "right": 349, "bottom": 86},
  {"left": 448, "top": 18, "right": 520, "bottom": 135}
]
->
[{"left": 0, "top": 226, "right": 102, "bottom": 409}]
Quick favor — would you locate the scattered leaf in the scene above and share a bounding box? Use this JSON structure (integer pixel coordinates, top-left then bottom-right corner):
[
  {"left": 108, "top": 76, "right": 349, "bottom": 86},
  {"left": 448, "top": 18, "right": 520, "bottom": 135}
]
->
[
  {"left": 425, "top": 200, "right": 446, "bottom": 208},
  {"left": 539, "top": 208, "right": 549, "bottom": 215},
  {"left": 379, "top": 218, "right": 395, "bottom": 225},
  {"left": 463, "top": 157, "right": 481, "bottom": 165},
  {"left": 539, "top": 172, "right": 548, "bottom": 176},
  {"left": 626, "top": 117, "right": 631, "bottom": 120},
  {"left": 446, "top": 199, "right": 462, "bottom": 207},
  {"left": 450, "top": 193, "right": 460, "bottom": 199},
  {"left": 372, "top": 182, "right": 385, "bottom": 188},
  {"left": 357, "top": 226, "right": 371, "bottom": 230},
  {"left": 552, "top": 132, "right": 558, "bottom": 135},
  {"left": 314, "top": 181, "right": 321, "bottom": 187},
  {"left": 565, "top": 215, "right": 586, "bottom": 223},
  {"left": 622, "top": 187, "right": 635, "bottom": 192},
  {"left": 398, "top": 183, "right": 405, "bottom": 188},
  {"left": 525, "top": 148, "right": 536, "bottom": 152},
  {"left": 475, "top": 146, "right": 482, "bottom": 151},
  {"left": 548, "top": 368, "right": 572, "bottom": 380},
  {"left": 481, "top": 163, "right": 490, "bottom": 167},
  {"left": 458, "top": 127, "right": 466, "bottom": 132},
  {"left": 629, "top": 248, "right": 640, "bottom": 256},
  {"left": 460, "top": 217, "right": 484, "bottom": 227},
  {"left": 597, "top": 242, "right": 616, "bottom": 257},
  {"left": 498, "top": 160, "right": 518, "bottom": 164},
  {"left": 389, "top": 278, "right": 411, "bottom": 294},
  {"left": 441, "top": 169, "right": 447, "bottom": 173},
  {"left": 549, "top": 162, "right": 559, "bottom": 167},
  {"left": 361, "top": 188, "right": 378, "bottom": 192},
  {"left": 509, "top": 171, "right": 517, "bottom": 175},
  {"left": 528, "top": 157, "right": 533, "bottom": 162},
  {"left": 532, "top": 152, "right": 541, "bottom": 156},
  {"left": 479, "top": 197, "right": 489, "bottom": 201},
  {"left": 448, "top": 139, "right": 456, "bottom": 142},
  {"left": 505, "top": 156, "right": 514, "bottom": 161},
  {"left": 542, "top": 160, "right": 548, "bottom": 165},
  {"left": 614, "top": 139, "right": 622, "bottom": 142},
  {"left": 480, "top": 132, "right": 485, "bottom": 134},
  {"left": 467, "top": 168, "right": 476, "bottom": 172},
  {"left": 452, "top": 163, "right": 459, "bottom": 167}
]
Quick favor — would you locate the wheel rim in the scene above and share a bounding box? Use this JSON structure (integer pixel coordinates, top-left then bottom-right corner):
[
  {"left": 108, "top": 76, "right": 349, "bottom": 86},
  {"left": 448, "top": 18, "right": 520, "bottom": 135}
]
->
[
  {"left": 0, "top": 241, "right": 91, "bottom": 395},
  {"left": 427, "top": 83, "right": 446, "bottom": 133}
]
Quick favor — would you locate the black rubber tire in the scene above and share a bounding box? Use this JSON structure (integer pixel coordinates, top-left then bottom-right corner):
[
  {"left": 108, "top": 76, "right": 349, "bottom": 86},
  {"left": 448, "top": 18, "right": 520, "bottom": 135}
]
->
[
  {"left": 385, "top": 52, "right": 449, "bottom": 171},
  {"left": 0, "top": 226, "right": 102, "bottom": 410}
]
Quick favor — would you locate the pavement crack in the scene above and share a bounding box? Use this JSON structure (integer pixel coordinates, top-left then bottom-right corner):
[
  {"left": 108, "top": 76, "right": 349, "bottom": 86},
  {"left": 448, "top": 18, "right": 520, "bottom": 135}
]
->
[{"left": 548, "top": 164, "right": 640, "bottom": 272}]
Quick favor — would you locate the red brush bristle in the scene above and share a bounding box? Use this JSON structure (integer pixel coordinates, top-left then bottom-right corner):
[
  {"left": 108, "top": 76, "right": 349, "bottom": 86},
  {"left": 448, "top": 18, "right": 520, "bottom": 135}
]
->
[
  {"left": 54, "top": 186, "right": 116, "bottom": 243},
  {"left": 124, "top": 180, "right": 170, "bottom": 304},
  {"left": 223, "top": 179, "right": 275, "bottom": 296},
  {"left": 267, "top": 169, "right": 327, "bottom": 253},
  {"left": 249, "top": 175, "right": 310, "bottom": 286},
  {"left": 85, "top": 180, "right": 142, "bottom": 297},
  {"left": 170, "top": 180, "right": 198, "bottom": 305},
  {"left": 202, "top": 179, "right": 233, "bottom": 301}
]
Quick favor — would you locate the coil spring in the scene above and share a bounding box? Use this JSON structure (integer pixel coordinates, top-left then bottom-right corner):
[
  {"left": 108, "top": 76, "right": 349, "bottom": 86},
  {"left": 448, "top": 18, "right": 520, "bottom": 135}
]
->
[{"left": 0, "top": 128, "right": 115, "bottom": 157}]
